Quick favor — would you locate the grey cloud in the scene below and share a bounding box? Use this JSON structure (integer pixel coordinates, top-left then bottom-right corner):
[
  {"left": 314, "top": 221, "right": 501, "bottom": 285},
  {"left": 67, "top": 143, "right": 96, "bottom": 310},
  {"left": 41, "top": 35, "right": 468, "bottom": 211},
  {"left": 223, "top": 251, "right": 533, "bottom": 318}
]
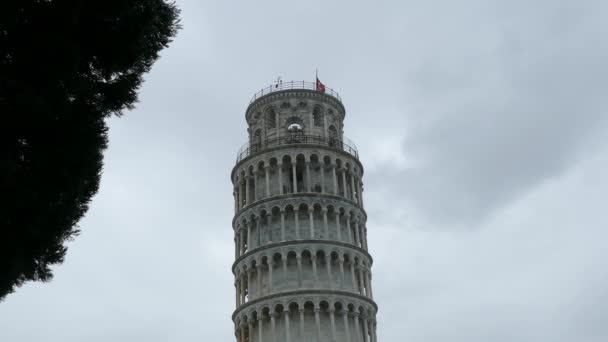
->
[{"left": 368, "top": 0, "right": 608, "bottom": 224}]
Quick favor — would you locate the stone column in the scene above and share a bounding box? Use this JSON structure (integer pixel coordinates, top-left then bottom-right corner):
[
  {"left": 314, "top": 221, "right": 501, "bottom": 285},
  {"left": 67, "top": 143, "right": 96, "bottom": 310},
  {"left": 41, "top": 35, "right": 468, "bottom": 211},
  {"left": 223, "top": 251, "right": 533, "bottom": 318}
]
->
[
  {"left": 329, "top": 308, "right": 337, "bottom": 342},
  {"left": 296, "top": 255, "right": 303, "bottom": 287},
  {"left": 367, "top": 270, "right": 374, "bottom": 299},
  {"left": 280, "top": 210, "right": 286, "bottom": 241},
  {"left": 294, "top": 208, "right": 300, "bottom": 239},
  {"left": 335, "top": 212, "right": 342, "bottom": 241},
  {"left": 306, "top": 161, "right": 311, "bottom": 192},
  {"left": 257, "top": 317, "right": 264, "bottom": 342},
  {"left": 299, "top": 308, "right": 305, "bottom": 339},
  {"left": 373, "top": 319, "right": 378, "bottom": 342},
  {"left": 255, "top": 217, "right": 261, "bottom": 246},
  {"left": 248, "top": 322, "right": 254, "bottom": 342},
  {"left": 282, "top": 257, "right": 288, "bottom": 290},
  {"left": 341, "top": 169, "right": 348, "bottom": 198},
  {"left": 239, "top": 180, "right": 244, "bottom": 207},
  {"left": 322, "top": 208, "right": 329, "bottom": 239},
  {"left": 268, "top": 261, "right": 273, "bottom": 292},
  {"left": 362, "top": 316, "right": 370, "bottom": 342},
  {"left": 350, "top": 262, "right": 357, "bottom": 292},
  {"left": 278, "top": 163, "right": 283, "bottom": 195},
  {"left": 245, "top": 175, "right": 250, "bottom": 205},
  {"left": 240, "top": 229, "right": 245, "bottom": 256},
  {"left": 342, "top": 310, "right": 351, "bottom": 342},
  {"left": 320, "top": 163, "right": 326, "bottom": 193},
  {"left": 314, "top": 308, "right": 322, "bottom": 342},
  {"left": 332, "top": 164, "right": 338, "bottom": 195},
  {"left": 363, "top": 269, "right": 369, "bottom": 298},
  {"left": 284, "top": 309, "right": 292, "bottom": 342},
  {"left": 346, "top": 214, "right": 353, "bottom": 244},
  {"left": 235, "top": 280, "right": 239, "bottom": 307},
  {"left": 312, "top": 255, "right": 318, "bottom": 285},
  {"left": 240, "top": 324, "right": 246, "bottom": 342},
  {"left": 354, "top": 220, "right": 360, "bottom": 248},
  {"left": 246, "top": 223, "right": 252, "bottom": 251},
  {"left": 308, "top": 207, "right": 315, "bottom": 239},
  {"left": 338, "top": 257, "right": 345, "bottom": 289},
  {"left": 252, "top": 170, "right": 258, "bottom": 202},
  {"left": 357, "top": 178, "right": 363, "bottom": 205},
  {"left": 234, "top": 189, "right": 238, "bottom": 212},
  {"left": 291, "top": 162, "right": 297, "bottom": 193},
  {"left": 270, "top": 313, "right": 277, "bottom": 342},
  {"left": 246, "top": 269, "right": 253, "bottom": 301},
  {"left": 353, "top": 313, "right": 361, "bottom": 342},
  {"left": 256, "top": 264, "right": 263, "bottom": 297},
  {"left": 362, "top": 226, "right": 368, "bottom": 250},
  {"left": 265, "top": 166, "right": 271, "bottom": 197},
  {"left": 359, "top": 180, "right": 365, "bottom": 208},
  {"left": 326, "top": 254, "right": 333, "bottom": 290},
  {"left": 357, "top": 267, "right": 365, "bottom": 295},
  {"left": 350, "top": 171, "right": 357, "bottom": 201},
  {"left": 241, "top": 273, "right": 247, "bottom": 304},
  {"left": 234, "top": 235, "right": 239, "bottom": 259}
]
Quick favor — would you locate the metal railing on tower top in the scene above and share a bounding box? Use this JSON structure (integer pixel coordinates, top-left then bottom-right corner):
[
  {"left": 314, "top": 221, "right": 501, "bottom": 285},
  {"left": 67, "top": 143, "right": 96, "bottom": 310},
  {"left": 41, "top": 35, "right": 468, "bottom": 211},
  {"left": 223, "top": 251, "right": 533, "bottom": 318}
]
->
[
  {"left": 249, "top": 80, "right": 342, "bottom": 104},
  {"left": 236, "top": 134, "right": 358, "bottom": 163}
]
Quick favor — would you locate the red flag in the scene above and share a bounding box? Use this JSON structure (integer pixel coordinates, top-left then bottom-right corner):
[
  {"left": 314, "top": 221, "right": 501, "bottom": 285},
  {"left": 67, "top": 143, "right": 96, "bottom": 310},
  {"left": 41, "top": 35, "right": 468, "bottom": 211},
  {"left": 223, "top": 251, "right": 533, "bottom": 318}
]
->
[{"left": 316, "top": 77, "right": 326, "bottom": 93}]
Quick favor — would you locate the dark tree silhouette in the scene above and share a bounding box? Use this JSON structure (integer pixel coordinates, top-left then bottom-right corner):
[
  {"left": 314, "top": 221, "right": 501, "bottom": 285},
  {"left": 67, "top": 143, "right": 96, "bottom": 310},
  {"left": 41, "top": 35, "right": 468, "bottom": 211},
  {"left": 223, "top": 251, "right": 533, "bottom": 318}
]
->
[{"left": 0, "top": 0, "right": 180, "bottom": 300}]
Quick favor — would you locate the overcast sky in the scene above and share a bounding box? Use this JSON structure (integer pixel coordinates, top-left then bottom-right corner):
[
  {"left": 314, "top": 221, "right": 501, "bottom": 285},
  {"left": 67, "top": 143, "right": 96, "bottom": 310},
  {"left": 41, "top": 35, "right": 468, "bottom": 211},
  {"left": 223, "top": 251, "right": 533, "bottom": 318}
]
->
[{"left": 2, "top": 1, "right": 607, "bottom": 341}]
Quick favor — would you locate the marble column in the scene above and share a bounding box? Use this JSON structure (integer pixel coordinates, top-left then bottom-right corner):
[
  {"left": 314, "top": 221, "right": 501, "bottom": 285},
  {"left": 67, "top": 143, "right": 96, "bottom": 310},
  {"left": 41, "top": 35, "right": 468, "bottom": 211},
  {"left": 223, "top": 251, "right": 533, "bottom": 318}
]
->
[
  {"left": 270, "top": 313, "right": 276, "bottom": 342},
  {"left": 341, "top": 169, "right": 348, "bottom": 199},
  {"left": 306, "top": 162, "right": 311, "bottom": 192},
  {"left": 322, "top": 208, "right": 329, "bottom": 239},
  {"left": 268, "top": 261, "right": 273, "bottom": 292},
  {"left": 296, "top": 256, "right": 303, "bottom": 287},
  {"left": 314, "top": 308, "right": 322, "bottom": 342},
  {"left": 332, "top": 164, "right": 338, "bottom": 195},
  {"left": 294, "top": 208, "right": 300, "bottom": 239},
  {"left": 354, "top": 221, "right": 360, "bottom": 248},
  {"left": 350, "top": 171, "right": 357, "bottom": 201},
  {"left": 257, "top": 317, "right": 264, "bottom": 342},
  {"left": 346, "top": 214, "right": 353, "bottom": 244},
  {"left": 280, "top": 210, "right": 286, "bottom": 241},
  {"left": 308, "top": 207, "right": 315, "bottom": 239},
  {"left": 335, "top": 212, "right": 342, "bottom": 241},
  {"left": 354, "top": 313, "right": 361, "bottom": 342},
  {"left": 338, "top": 257, "right": 345, "bottom": 289},
  {"left": 350, "top": 262, "right": 357, "bottom": 292},
  {"left": 245, "top": 176, "right": 251, "bottom": 205},
  {"left": 362, "top": 316, "right": 369, "bottom": 342},
  {"left": 284, "top": 309, "right": 292, "bottom": 342},
  {"left": 342, "top": 310, "right": 351, "bottom": 342},
  {"left": 358, "top": 267, "right": 365, "bottom": 295},
  {"left": 299, "top": 308, "right": 305, "bottom": 339},
  {"left": 282, "top": 257, "right": 288, "bottom": 290},
  {"left": 278, "top": 164, "right": 283, "bottom": 195},
  {"left": 329, "top": 308, "right": 337, "bottom": 342},
  {"left": 312, "top": 255, "right": 318, "bottom": 285},
  {"left": 246, "top": 223, "right": 251, "bottom": 251},
  {"left": 265, "top": 166, "right": 270, "bottom": 197},
  {"left": 326, "top": 254, "right": 333, "bottom": 290},
  {"left": 256, "top": 264, "right": 263, "bottom": 298},
  {"left": 291, "top": 162, "right": 297, "bottom": 193},
  {"left": 320, "top": 163, "right": 326, "bottom": 193}
]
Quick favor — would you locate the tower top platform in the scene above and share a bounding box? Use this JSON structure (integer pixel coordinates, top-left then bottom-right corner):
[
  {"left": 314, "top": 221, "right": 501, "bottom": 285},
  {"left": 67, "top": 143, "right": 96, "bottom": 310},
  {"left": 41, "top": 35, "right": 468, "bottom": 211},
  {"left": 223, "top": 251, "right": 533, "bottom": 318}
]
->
[{"left": 248, "top": 80, "right": 342, "bottom": 105}]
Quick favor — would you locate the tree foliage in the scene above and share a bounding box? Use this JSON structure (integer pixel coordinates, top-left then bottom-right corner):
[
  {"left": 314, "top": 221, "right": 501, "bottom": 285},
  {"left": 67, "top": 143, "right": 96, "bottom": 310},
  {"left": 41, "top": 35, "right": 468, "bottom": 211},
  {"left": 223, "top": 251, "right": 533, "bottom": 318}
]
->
[{"left": 0, "top": 0, "right": 180, "bottom": 300}]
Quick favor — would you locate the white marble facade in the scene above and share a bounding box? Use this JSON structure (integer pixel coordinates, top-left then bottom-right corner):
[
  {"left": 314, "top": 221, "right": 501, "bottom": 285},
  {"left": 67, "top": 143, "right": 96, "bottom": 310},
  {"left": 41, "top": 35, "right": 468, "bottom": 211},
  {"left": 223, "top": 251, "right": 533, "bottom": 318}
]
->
[{"left": 232, "top": 86, "right": 378, "bottom": 342}]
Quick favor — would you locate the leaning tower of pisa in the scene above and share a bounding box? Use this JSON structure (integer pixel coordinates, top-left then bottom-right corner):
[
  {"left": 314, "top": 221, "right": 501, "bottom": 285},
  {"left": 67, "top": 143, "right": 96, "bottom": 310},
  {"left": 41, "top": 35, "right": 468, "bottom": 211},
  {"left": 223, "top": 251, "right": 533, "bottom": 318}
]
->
[{"left": 231, "top": 81, "right": 378, "bottom": 342}]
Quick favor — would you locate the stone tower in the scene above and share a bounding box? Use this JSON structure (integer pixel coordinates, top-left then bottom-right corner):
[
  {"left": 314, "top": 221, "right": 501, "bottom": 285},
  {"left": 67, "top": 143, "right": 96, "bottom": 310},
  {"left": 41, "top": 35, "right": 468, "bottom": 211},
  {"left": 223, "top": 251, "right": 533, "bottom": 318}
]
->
[{"left": 231, "top": 81, "right": 378, "bottom": 342}]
